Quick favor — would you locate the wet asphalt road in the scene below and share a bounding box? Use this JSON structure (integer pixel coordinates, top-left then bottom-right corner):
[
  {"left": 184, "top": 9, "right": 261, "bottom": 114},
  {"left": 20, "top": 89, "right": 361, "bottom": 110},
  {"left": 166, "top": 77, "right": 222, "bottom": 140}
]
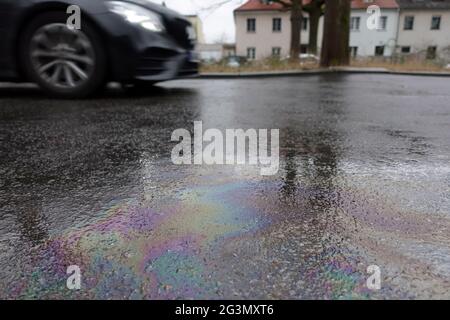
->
[{"left": 0, "top": 74, "right": 450, "bottom": 299}]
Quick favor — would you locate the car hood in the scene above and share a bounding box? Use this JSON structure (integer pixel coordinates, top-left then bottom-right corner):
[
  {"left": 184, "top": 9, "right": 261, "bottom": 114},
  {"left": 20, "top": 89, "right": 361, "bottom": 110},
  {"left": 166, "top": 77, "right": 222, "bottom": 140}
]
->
[{"left": 120, "top": 0, "right": 189, "bottom": 21}]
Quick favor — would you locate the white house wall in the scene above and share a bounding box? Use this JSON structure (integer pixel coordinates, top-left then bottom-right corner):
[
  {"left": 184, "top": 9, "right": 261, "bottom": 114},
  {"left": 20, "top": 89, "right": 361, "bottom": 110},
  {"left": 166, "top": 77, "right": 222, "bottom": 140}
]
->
[
  {"left": 235, "top": 11, "right": 324, "bottom": 59},
  {"left": 235, "top": 7, "right": 450, "bottom": 60},
  {"left": 349, "top": 9, "right": 399, "bottom": 57},
  {"left": 397, "top": 10, "right": 450, "bottom": 59}
]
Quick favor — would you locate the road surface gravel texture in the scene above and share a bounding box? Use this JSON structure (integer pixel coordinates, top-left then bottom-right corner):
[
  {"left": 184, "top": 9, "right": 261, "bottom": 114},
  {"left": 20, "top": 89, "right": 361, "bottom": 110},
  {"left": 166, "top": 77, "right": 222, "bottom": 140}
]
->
[{"left": 0, "top": 74, "right": 449, "bottom": 299}]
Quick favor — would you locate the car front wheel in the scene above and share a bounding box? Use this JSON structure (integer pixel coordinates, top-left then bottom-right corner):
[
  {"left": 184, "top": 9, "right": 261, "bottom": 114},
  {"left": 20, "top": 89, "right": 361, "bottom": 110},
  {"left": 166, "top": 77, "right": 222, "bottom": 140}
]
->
[{"left": 20, "top": 12, "right": 107, "bottom": 98}]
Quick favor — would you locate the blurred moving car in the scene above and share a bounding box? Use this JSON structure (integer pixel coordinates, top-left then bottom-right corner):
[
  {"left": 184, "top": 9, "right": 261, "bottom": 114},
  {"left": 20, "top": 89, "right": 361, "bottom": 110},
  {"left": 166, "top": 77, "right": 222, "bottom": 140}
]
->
[{"left": 0, "top": 0, "right": 199, "bottom": 98}]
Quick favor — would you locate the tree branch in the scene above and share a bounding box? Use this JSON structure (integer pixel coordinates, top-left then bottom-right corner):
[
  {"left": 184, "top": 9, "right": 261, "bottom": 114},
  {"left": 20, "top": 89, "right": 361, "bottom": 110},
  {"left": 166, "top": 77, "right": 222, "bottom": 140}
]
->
[{"left": 303, "top": 0, "right": 325, "bottom": 15}]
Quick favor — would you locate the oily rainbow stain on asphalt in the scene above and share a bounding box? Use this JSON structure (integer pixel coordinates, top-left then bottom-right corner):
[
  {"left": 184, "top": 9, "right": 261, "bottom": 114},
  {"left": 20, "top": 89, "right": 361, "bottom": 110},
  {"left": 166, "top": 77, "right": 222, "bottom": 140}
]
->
[
  {"left": 1, "top": 178, "right": 392, "bottom": 299},
  {"left": 4, "top": 165, "right": 447, "bottom": 299},
  {"left": 4, "top": 177, "right": 270, "bottom": 299}
]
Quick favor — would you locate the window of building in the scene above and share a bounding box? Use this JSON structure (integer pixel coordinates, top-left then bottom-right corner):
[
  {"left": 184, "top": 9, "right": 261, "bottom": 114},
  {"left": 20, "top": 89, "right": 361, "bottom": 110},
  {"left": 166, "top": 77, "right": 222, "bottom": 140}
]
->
[
  {"left": 350, "top": 46, "right": 358, "bottom": 58},
  {"left": 302, "top": 17, "right": 309, "bottom": 31},
  {"left": 379, "top": 16, "right": 388, "bottom": 30},
  {"left": 300, "top": 45, "right": 308, "bottom": 54},
  {"left": 247, "top": 47, "right": 256, "bottom": 60},
  {"left": 273, "top": 18, "right": 282, "bottom": 32},
  {"left": 350, "top": 17, "right": 361, "bottom": 31},
  {"left": 247, "top": 18, "right": 256, "bottom": 32},
  {"left": 426, "top": 46, "right": 437, "bottom": 59},
  {"left": 404, "top": 16, "right": 414, "bottom": 30},
  {"left": 375, "top": 46, "right": 385, "bottom": 56},
  {"left": 272, "top": 47, "right": 281, "bottom": 57},
  {"left": 431, "top": 16, "right": 441, "bottom": 30},
  {"left": 401, "top": 46, "right": 411, "bottom": 54}
]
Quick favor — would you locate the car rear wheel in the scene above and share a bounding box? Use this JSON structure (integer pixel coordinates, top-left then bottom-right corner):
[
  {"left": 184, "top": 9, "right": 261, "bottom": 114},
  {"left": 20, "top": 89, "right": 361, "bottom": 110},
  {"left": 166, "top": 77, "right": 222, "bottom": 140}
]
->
[{"left": 20, "top": 12, "right": 107, "bottom": 98}]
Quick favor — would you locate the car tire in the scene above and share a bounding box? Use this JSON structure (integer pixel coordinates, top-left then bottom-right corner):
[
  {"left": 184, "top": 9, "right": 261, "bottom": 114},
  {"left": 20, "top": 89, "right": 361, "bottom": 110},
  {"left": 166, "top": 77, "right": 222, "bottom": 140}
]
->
[{"left": 20, "top": 12, "right": 107, "bottom": 98}]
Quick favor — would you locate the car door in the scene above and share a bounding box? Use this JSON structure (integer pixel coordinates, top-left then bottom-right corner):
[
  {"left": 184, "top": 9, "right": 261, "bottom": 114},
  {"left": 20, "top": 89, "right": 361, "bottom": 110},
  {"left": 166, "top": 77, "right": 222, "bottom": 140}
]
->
[
  {"left": 0, "top": 0, "right": 16, "bottom": 27},
  {"left": 0, "top": 0, "right": 22, "bottom": 78}
]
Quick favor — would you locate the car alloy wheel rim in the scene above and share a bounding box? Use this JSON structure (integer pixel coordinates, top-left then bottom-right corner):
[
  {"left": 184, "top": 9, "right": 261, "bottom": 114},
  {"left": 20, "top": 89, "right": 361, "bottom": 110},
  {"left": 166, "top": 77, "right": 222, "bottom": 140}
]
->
[{"left": 30, "top": 23, "right": 95, "bottom": 89}]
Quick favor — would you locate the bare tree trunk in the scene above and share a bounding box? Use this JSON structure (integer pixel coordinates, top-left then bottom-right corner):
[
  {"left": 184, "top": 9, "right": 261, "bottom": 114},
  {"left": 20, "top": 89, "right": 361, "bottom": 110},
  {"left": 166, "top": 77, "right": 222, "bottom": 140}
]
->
[
  {"left": 303, "top": 0, "right": 324, "bottom": 55},
  {"left": 290, "top": 0, "right": 302, "bottom": 62},
  {"left": 308, "top": 10, "right": 321, "bottom": 55},
  {"left": 320, "top": 0, "right": 350, "bottom": 67}
]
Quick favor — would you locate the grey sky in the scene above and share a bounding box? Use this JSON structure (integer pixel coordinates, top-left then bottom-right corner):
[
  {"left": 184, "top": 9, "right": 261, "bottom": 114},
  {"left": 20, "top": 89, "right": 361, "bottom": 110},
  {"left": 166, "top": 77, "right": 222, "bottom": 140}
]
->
[{"left": 148, "top": 0, "right": 244, "bottom": 43}]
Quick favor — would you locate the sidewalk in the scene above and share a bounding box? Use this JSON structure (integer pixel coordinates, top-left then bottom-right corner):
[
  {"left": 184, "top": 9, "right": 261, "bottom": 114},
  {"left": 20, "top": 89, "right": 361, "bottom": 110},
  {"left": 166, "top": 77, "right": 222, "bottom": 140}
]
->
[{"left": 199, "top": 67, "right": 450, "bottom": 79}]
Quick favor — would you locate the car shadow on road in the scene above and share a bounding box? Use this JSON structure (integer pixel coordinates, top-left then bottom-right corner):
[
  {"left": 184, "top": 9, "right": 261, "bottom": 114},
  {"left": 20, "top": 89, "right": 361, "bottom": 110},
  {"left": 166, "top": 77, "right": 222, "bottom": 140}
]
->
[{"left": 0, "top": 82, "right": 198, "bottom": 101}]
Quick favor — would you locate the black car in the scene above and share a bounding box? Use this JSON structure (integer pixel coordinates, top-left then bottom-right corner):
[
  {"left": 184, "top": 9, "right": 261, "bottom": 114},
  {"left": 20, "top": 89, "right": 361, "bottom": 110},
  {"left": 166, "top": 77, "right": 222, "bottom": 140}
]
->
[{"left": 0, "top": 0, "right": 199, "bottom": 98}]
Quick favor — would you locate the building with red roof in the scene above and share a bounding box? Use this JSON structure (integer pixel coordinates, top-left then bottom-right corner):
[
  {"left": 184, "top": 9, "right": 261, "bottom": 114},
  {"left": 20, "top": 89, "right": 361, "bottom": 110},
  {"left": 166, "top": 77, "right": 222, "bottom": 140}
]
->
[
  {"left": 235, "top": 0, "right": 450, "bottom": 60},
  {"left": 235, "top": 0, "right": 405, "bottom": 59}
]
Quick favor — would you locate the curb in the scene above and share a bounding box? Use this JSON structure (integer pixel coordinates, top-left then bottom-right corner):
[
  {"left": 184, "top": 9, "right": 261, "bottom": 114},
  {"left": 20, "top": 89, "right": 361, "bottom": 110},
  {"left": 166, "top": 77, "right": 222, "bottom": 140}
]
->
[{"left": 198, "top": 67, "right": 450, "bottom": 79}]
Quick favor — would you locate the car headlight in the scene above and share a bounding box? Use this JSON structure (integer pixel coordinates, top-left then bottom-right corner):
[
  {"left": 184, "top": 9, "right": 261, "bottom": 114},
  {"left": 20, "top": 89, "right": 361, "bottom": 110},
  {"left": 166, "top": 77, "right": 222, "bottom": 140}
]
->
[{"left": 107, "top": 1, "right": 165, "bottom": 32}]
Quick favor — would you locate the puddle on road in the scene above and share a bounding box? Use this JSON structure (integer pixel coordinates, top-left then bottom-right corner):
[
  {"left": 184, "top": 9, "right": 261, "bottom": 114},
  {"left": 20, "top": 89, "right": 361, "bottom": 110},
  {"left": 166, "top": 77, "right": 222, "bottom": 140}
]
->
[
  {"left": 1, "top": 75, "right": 450, "bottom": 299},
  {"left": 2, "top": 161, "right": 449, "bottom": 299}
]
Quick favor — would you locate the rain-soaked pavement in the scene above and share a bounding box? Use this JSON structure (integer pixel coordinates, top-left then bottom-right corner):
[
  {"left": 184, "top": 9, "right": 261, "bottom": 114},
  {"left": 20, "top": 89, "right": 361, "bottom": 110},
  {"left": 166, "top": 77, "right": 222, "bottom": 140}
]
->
[{"left": 0, "top": 74, "right": 450, "bottom": 300}]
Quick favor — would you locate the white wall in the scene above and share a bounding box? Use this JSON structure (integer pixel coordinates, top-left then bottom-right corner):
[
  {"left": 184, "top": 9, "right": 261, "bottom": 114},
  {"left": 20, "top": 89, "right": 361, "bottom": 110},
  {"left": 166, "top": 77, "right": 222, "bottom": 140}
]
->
[
  {"left": 197, "top": 44, "right": 224, "bottom": 62},
  {"left": 397, "top": 10, "right": 450, "bottom": 60},
  {"left": 235, "top": 8, "right": 450, "bottom": 60},
  {"left": 235, "top": 11, "right": 324, "bottom": 60},
  {"left": 349, "top": 9, "right": 399, "bottom": 57},
  {"left": 199, "top": 51, "right": 223, "bottom": 61}
]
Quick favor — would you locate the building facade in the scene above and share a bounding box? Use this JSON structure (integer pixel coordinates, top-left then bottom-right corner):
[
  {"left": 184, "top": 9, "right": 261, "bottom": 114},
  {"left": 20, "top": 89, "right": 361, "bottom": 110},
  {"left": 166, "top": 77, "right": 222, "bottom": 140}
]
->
[
  {"left": 235, "top": 0, "right": 450, "bottom": 61},
  {"left": 235, "top": 0, "right": 324, "bottom": 60},
  {"left": 197, "top": 43, "right": 236, "bottom": 62},
  {"left": 349, "top": 0, "right": 399, "bottom": 57},
  {"left": 396, "top": 0, "right": 450, "bottom": 60}
]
